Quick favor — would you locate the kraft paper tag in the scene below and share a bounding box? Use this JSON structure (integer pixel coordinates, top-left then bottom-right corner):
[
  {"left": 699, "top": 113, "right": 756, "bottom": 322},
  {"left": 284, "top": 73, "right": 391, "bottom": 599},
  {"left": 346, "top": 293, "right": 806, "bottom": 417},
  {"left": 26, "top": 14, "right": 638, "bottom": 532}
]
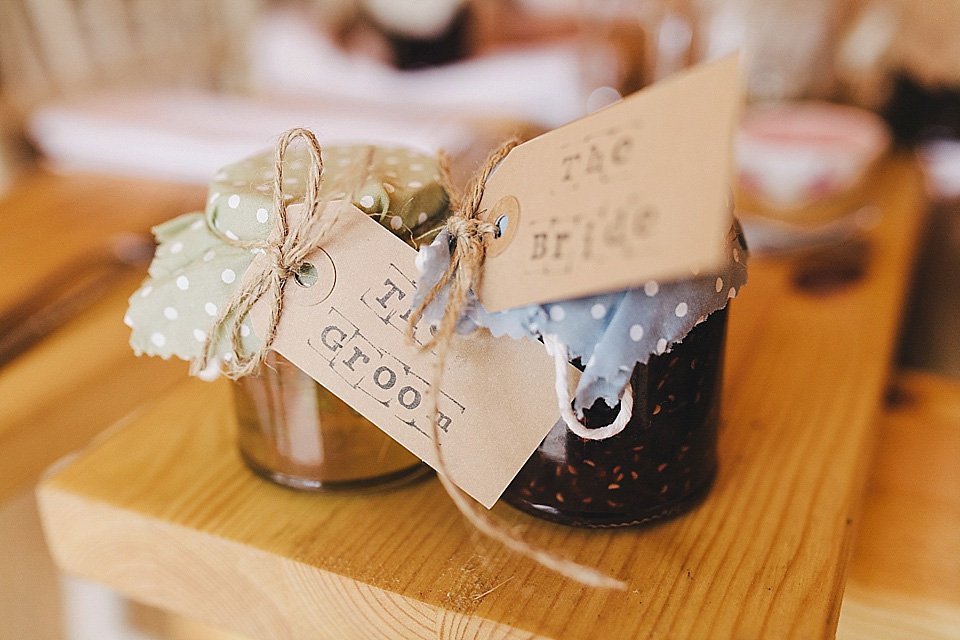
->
[
  {"left": 475, "top": 54, "right": 743, "bottom": 312},
  {"left": 248, "top": 203, "right": 566, "bottom": 508}
]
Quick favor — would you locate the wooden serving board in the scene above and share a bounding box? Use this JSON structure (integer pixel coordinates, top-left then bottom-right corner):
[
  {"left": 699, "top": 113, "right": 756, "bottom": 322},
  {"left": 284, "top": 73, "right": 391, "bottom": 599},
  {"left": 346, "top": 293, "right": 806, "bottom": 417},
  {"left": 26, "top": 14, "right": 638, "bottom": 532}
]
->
[{"left": 38, "top": 158, "right": 926, "bottom": 639}]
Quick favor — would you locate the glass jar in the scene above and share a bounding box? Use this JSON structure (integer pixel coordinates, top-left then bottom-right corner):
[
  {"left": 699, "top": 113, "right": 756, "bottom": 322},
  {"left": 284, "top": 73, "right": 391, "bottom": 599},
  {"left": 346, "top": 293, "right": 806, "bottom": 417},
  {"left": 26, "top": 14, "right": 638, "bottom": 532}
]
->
[
  {"left": 502, "top": 307, "right": 729, "bottom": 527},
  {"left": 233, "top": 352, "right": 429, "bottom": 490}
]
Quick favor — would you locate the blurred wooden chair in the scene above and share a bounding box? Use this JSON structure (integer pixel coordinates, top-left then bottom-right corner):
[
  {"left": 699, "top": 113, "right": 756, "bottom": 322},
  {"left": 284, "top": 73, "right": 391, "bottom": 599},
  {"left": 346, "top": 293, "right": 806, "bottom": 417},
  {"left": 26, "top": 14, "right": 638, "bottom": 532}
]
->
[
  {"left": 0, "top": 0, "right": 262, "bottom": 187},
  {"left": 0, "top": 0, "right": 261, "bottom": 115}
]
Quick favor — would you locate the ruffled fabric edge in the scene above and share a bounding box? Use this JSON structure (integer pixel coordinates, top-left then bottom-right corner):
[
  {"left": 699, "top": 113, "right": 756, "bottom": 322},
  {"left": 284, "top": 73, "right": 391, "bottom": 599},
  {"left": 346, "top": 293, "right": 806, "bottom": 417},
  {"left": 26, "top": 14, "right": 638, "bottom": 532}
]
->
[{"left": 410, "top": 225, "right": 748, "bottom": 413}]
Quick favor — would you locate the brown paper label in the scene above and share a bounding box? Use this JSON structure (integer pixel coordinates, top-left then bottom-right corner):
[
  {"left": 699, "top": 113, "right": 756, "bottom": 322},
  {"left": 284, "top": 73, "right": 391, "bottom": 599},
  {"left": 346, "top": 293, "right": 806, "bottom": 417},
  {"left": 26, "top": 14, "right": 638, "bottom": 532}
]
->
[
  {"left": 249, "top": 203, "right": 566, "bottom": 508},
  {"left": 476, "top": 54, "right": 743, "bottom": 312}
]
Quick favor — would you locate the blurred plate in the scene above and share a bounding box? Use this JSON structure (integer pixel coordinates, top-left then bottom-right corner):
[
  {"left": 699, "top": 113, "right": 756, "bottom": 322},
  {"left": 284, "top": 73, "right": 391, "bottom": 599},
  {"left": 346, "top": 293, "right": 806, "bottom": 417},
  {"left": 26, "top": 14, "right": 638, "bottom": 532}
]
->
[{"left": 738, "top": 205, "right": 881, "bottom": 256}]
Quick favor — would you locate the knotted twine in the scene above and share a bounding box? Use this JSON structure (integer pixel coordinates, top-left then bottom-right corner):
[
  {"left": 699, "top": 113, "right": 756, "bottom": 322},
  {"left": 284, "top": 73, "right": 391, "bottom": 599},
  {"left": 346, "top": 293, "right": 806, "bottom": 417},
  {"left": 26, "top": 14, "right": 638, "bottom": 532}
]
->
[
  {"left": 193, "top": 128, "right": 625, "bottom": 588},
  {"left": 407, "top": 142, "right": 627, "bottom": 590},
  {"left": 191, "top": 128, "right": 370, "bottom": 379}
]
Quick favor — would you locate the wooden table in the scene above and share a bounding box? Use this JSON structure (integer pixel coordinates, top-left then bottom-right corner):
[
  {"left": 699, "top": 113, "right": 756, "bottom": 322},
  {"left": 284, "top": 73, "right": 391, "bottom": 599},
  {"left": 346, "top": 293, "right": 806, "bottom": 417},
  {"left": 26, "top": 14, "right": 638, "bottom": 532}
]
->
[
  {"left": 0, "top": 171, "right": 204, "bottom": 639},
  {"left": 32, "top": 158, "right": 941, "bottom": 640},
  {"left": 0, "top": 171, "right": 205, "bottom": 504},
  {"left": 837, "top": 371, "right": 960, "bottom": 640}
]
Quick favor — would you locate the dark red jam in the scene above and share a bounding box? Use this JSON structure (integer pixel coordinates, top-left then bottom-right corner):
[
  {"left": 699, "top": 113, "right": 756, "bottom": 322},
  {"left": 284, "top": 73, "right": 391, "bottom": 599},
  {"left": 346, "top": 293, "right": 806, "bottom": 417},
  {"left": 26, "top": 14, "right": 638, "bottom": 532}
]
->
[{"left": 502, "top": 307, "right": 728, "bottom": 527}]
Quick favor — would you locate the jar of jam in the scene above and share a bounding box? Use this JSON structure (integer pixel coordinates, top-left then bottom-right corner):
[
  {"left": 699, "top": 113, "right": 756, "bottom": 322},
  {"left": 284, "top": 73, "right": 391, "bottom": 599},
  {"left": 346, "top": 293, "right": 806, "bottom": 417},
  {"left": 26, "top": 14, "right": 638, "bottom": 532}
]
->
[
  {"left": 502, "top": 307, "right": 728, "bottom": 527},
  {"left": 125, "top": 139, "right": 451, "bottom": 492},
  {"left": 233, "top": 351, "right": 430, "bottom": 490}
]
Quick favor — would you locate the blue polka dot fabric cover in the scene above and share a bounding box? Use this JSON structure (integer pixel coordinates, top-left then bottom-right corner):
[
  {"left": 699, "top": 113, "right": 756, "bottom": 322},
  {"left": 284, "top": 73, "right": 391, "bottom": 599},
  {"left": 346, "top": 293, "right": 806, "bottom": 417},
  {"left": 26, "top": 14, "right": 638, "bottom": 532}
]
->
[
  {"left": 412, "top": 225, "right": 748, "bottom": 415},
  {"left": 126, "top": 144, "right": 450, "bottom": 369}
]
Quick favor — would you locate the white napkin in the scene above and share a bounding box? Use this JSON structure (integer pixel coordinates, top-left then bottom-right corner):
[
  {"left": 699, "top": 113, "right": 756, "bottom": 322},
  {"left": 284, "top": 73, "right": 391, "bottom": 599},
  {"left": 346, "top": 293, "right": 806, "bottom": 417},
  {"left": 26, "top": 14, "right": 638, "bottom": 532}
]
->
[
  {"left": 28, "top": 89, "right": 474, "bottom": 183},
  {"left": 249, "top": 7, "right": 612, "bottom": 129}
]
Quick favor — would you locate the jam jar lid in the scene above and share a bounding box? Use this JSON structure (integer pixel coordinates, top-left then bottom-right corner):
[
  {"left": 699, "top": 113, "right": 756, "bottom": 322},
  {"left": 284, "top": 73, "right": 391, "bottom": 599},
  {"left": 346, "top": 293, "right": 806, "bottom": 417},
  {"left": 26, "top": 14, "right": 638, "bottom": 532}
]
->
[
  {"left": 412, "top": 224, "right": 748, "bottom": 414},
  {"left": 126, "top": 144, "right": 451, "bottom": 368}
]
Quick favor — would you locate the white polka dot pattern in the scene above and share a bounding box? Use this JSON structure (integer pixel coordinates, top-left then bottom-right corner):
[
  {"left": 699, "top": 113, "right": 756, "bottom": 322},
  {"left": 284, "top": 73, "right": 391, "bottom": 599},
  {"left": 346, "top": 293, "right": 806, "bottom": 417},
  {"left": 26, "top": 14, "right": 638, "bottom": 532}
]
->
[
  {"left": 129, "top": 143, "right": 451, "bottom": 367},
  {"left": 410, "top": 221, "right": 748, "bottom": 413}
]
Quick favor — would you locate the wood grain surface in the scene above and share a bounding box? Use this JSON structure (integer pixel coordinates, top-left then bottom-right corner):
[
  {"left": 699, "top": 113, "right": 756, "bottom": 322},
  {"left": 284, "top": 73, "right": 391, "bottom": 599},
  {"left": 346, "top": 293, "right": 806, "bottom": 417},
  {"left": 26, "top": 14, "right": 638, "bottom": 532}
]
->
[
  {"left": 0, "top": 171, "right": 203, "bottom": 504},
  {"left": 0, "top": 170, "right": 204, "bottom": 308},
  {"left": 838, "top": 371, "right": 960, "bottom": 640},
  {"left": 0, "top": 170, "right": 209, "bottom": 638},
  {"left": 38, "top": 158, "right": 926, "bottom": 639}
]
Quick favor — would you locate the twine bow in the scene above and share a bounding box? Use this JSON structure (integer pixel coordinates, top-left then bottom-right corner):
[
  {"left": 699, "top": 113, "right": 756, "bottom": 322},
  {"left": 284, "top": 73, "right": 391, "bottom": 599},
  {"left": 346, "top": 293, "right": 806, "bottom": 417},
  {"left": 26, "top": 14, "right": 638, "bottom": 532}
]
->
[
  {"left": 406, "top": 140, "right": 517, "bottom": 353},
  {"left": 192, "top": 128, "right": 365, "bottom": 379},
  {"left": 407, "top": 139, "right": 626, "bottom": 590}
]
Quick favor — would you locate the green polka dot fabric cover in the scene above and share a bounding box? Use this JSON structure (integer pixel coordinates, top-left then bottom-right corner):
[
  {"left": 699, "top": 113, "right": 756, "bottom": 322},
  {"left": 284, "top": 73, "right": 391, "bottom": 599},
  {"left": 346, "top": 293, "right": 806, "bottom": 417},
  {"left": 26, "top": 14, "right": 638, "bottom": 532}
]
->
[
  {"left": 126, "top": 144, "right": 449, "bottom": 372},
  {"left": 412, "top": 225, "right": 748, "bottom": 414}
]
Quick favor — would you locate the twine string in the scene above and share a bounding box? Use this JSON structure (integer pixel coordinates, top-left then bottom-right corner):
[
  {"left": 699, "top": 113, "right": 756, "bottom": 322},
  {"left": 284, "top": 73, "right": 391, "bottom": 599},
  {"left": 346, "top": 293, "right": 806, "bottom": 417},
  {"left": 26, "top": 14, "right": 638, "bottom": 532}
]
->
[
  {"left": 192, "top": 129, "right": 625, "bottom": 588},
  {"left": 408, "top": 140, "right": 626, "bottom": 590},
  {"left": 191, "top": 128, "right": 369, "bottom": 379},
  {"left": 542, "top": 335, "right": 633, "bottom": 440}
]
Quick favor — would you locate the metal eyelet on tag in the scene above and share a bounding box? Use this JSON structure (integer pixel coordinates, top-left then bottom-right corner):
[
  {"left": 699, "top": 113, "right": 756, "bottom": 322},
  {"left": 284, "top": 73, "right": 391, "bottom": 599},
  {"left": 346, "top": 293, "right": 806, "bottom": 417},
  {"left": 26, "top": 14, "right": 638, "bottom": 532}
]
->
[
  {"left": 482, "top": 196, "right": 520, "bottom": 258},
  {"left": 287, "top": 248, "right": 337, "bottom": 306}
]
